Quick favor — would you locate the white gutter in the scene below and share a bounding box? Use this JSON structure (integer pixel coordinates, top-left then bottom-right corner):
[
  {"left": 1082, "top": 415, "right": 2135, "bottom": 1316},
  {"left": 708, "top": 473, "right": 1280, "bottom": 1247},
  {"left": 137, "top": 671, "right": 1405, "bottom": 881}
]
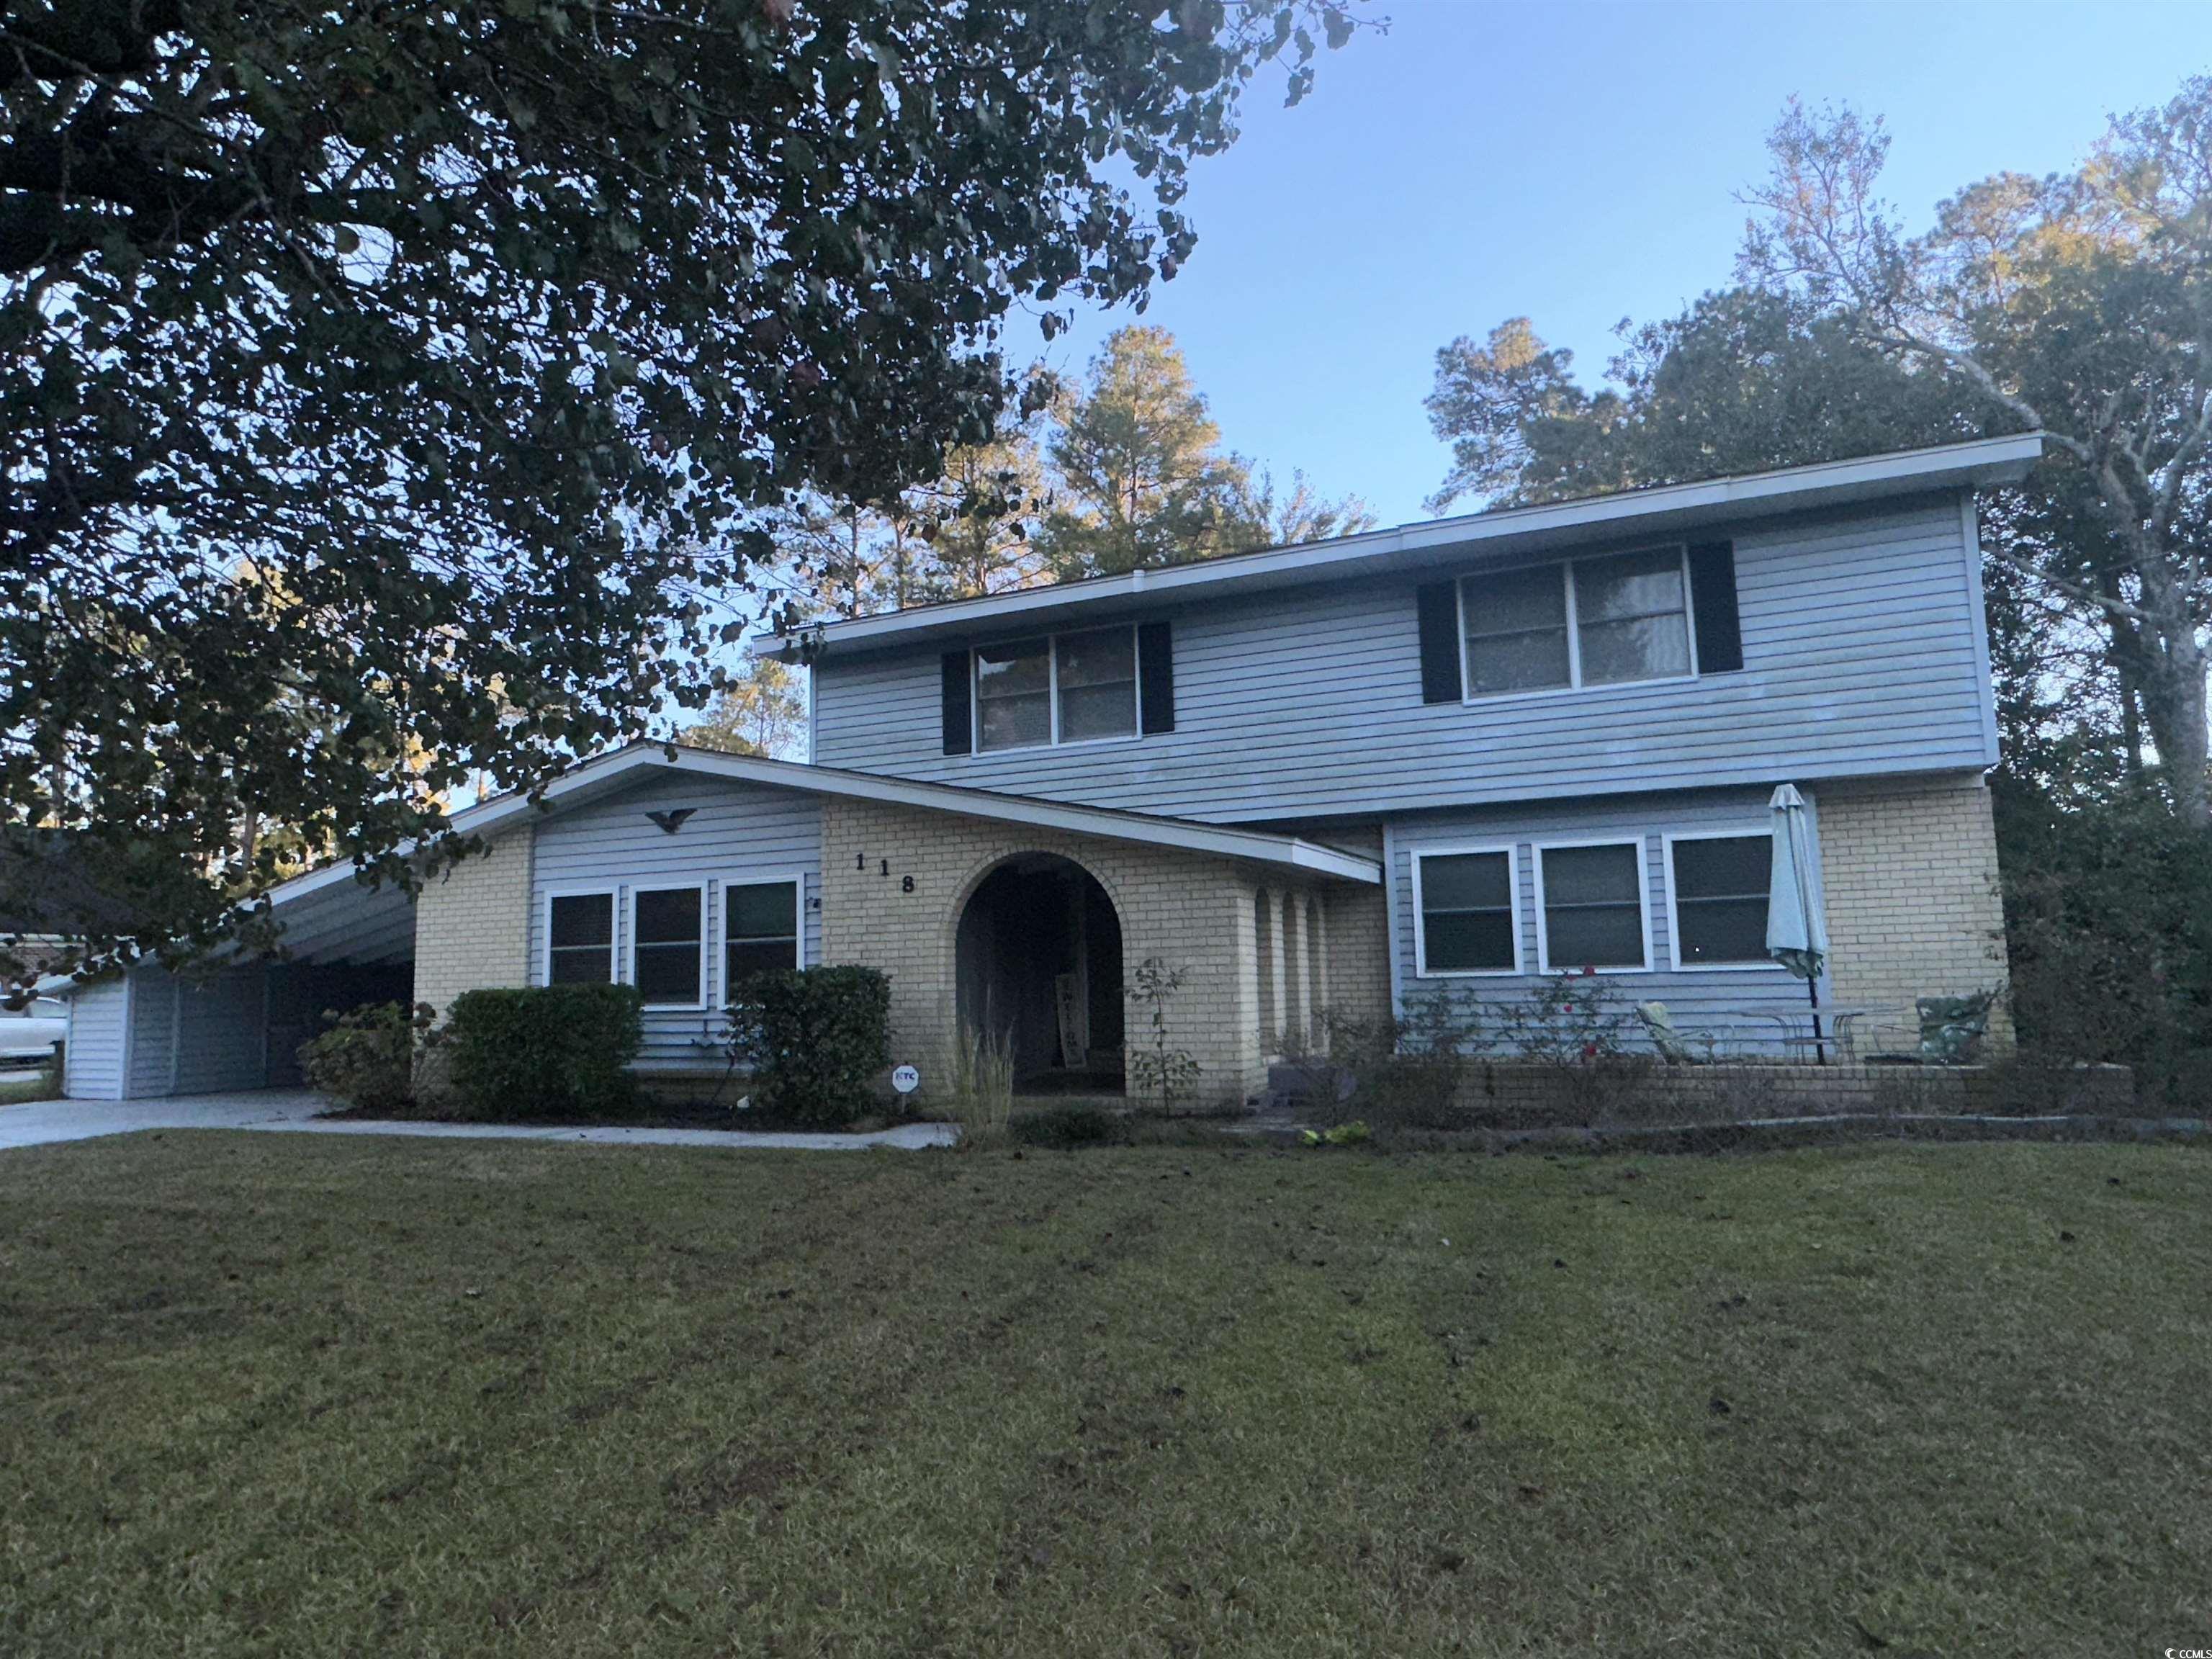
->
[{"left": 757, "top": 433, "right": 2046, "bottom": 655}]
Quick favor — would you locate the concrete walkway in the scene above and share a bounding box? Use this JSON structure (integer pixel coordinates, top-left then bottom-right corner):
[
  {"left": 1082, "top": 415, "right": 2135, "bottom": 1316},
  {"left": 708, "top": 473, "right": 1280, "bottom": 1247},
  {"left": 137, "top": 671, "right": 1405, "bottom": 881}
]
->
[{"left": 0, "top": 1090, "right": 959, "bottom": 1153}]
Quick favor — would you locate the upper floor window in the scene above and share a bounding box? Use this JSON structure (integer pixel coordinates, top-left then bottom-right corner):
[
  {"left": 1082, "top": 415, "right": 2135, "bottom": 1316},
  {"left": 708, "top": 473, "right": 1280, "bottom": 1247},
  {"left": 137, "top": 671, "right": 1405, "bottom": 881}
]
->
[
  {"left": 1459, "top": 547, "right": 1695, "bottom": 701},
  {"left": 974, "top": 625, "right": 1138, "bottom": 751}
]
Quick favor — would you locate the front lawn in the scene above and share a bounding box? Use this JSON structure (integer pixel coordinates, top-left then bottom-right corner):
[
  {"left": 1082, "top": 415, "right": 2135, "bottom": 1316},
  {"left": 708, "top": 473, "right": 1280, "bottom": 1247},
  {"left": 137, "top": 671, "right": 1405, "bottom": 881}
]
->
[{"left": 1, "top": 1135, "right": 2204, "bottom": 1655}]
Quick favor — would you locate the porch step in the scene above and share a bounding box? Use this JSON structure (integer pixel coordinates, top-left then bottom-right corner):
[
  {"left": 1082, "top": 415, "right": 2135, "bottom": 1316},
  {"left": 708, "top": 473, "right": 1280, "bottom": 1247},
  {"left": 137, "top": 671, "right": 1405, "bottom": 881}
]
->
[{"left": 1262, "top": 1060, "right": 1352, "bottom": 1116}]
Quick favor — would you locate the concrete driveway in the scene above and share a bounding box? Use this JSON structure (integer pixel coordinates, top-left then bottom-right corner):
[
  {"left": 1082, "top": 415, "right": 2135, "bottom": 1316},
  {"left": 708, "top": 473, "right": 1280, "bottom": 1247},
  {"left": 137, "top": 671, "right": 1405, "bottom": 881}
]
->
[{"left": 0, "top": 1090, "right": 958, "bottom": 1152}]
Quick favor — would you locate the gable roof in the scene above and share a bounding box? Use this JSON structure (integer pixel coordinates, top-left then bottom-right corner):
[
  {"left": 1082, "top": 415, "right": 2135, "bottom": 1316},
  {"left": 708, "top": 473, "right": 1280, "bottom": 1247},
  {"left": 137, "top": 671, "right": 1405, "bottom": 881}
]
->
[
  {"left": 757, "top": 433, "right": 2044, "bottom": 657},
  {"left": 453, "top": 742, "right": 1382, "bottom": 883}
]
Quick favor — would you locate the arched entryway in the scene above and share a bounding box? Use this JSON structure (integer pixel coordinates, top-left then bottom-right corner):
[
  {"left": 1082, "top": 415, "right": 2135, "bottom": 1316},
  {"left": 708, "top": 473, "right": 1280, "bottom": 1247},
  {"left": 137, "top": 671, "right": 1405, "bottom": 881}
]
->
[{"left": 955, "top": 853, "right": 1125, "bottom": 1092}]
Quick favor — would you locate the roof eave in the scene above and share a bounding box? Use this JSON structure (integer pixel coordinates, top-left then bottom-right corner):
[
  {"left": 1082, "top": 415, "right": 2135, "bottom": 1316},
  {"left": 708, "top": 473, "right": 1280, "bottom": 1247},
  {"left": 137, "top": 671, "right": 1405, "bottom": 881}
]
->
[{"left": 755, "top": 433, "right": 2046, "bottom": 657}]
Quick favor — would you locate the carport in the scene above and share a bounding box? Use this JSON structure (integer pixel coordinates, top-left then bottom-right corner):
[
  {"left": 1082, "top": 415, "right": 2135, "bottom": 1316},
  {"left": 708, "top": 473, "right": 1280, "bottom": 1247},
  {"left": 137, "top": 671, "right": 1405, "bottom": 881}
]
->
[{"left": 55, "top": 866, "right": 415, "bottom": 1101}]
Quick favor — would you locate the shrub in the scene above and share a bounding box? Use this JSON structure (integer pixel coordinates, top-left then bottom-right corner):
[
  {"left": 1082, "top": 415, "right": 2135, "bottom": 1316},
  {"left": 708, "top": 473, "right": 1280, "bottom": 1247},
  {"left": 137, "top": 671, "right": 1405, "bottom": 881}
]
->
[
  {"left": 446, "top": 984, "right": 642, "bottom": 1120},
  {"left": 726, "top": 966, "right": 890, "bottom": 1127},
  {"left": 1496, "top": 970, "right": 1653, "bottom": 1123},
  {"left": 297, "top": 1001, "right": 429, "bottom": 1113},
  {"left": 1321, "top": 988, "right": 1488, "bottom": 1129},
  {"left": 1125, "top": 957, "right": 1202, "bottom": 1112}
]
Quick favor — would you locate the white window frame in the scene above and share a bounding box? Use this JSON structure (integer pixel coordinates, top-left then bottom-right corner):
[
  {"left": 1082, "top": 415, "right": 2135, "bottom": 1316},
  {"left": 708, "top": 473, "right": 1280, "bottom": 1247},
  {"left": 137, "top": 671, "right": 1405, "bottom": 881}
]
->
[
  {"left": 1662, "top": 828, "right": 1785, "bottom": 974},
  {"left": 715, "top": 870, "right": 810, "bottom": 1004},
  {"left": 1409, "top": 843, "right": 1524, "bottom": 979},
  {"left": 1456, "top": 543, "right": 1699, "bottom": 706},
  {"left": 540, "top": 885, "right": 618, "bottom": 988},
  {"left": 971, "top": 624, "right": 1144, "bottom": 753},
  {"left": 626, "top": 883, "right": 710, "bottom": 1010},
  {"left": 1532, "top": 836, "right": 1655, "bottom": 975}
]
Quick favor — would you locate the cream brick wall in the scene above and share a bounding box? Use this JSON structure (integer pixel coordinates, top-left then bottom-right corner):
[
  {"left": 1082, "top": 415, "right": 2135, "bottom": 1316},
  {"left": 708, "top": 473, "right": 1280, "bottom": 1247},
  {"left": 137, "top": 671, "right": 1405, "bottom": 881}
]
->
[
  {"left": 412, "top": 827, "right": 534, "bottom": 1019},
  {"left": 819, "top": 797, "right": 1300, "bottom": 1107},
  {"left": 1320, "top": 884, "right": 1392, "bottom": 1030},
  {"left": 1818, "top": 773, "right": 2013, "bottom": 1051}
]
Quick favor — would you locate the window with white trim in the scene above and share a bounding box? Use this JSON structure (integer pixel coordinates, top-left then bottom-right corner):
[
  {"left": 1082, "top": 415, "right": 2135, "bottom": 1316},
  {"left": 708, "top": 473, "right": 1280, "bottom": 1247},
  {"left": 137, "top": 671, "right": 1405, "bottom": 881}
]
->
[
  {"left": 724, "top": 879, "right": 800, "bottom": 997},
  {"left": 632, "top": 886, "right": 705, "bottom": 1006},
  {"left": 1668, "top": 835, "right": 1772, "bottom": 966},
  {"left": 547, "top": 892, "right": 615, "bottom": 984},
  {"left": 1414, "top": 849, "right": 1519, "bottom": 974},
  {"left": 974, "top": 625, "right": 1138, "bottom": 750},
  {"left": 1537, "top": 842, "right": 1648, "bottom": 971},
  {"left": 1460, "top": 547, "right": 1694, "bottom": 699}
]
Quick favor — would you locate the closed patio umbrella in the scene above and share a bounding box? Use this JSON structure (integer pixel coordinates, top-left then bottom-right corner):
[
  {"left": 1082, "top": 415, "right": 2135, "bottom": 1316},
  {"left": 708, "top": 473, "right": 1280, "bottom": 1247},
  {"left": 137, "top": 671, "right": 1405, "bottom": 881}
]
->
[{"left": 1766, "top": 783, "right": 1831, "bottom": 1061}]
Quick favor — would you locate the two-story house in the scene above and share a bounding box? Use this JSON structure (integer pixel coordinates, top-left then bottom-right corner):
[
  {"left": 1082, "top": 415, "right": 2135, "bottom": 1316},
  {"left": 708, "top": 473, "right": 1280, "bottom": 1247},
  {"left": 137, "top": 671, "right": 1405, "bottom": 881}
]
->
[{"left": 54, "top": 435, "right": 2035, "bottom": 1105}]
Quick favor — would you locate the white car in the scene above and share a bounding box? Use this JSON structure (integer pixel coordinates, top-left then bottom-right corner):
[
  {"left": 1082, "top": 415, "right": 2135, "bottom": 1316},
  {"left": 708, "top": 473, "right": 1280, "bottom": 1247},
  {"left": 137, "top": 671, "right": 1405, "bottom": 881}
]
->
[{"left": 0, "top": 997, "right": 67, "bottom": 1066}]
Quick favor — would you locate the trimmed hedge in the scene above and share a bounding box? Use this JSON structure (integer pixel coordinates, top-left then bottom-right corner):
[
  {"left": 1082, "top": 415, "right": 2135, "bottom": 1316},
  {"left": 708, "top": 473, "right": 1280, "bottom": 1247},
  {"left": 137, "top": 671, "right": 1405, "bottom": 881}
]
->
[
  {"left": 727, "top": 966, "right": 890, "bottom": 1126},
  {"left": 446, "top": 984, "right": 643, "bottom": 1120}
]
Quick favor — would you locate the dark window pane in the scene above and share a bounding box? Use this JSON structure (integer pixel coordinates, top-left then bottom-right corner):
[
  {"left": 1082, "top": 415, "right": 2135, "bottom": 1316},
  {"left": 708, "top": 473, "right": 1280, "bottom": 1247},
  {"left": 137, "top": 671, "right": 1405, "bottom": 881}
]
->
[
  {"left": 1677, "top": 897, "right": 1770, "bottom": 965},
  {"left": 975, "top": 638, "right": 1049, "bottom": 695},
  {"left": 1058, "top": 681, "right": 1136, "bottom": 741},
  {"left": 727, "top": 882, "right": 794, "bottom": 940},
  {"left": 1464, "top": 565, "right": 1565, "bottom": 634},
  {"left": 1056, "top": 627, "right": 1135, "bottom": 690},
  {"left": 978, "top": 690, "right": 1050, "bottom": 750},
  {"left": 1542, "top": 844, "right": 1642, "bottom": 905},
  {"left": 635, "top": 943, "right": 701, "bottom": 1004},
  {"left": 1422, "top": 852, "right": 1511, "bottom": 911},
  {"left": 1545, "top": 905, "right": 1646, "bottom": 969},
  {"left": 550, "top": 893, "right": 612, "bottom": 949},
  {"left": 726, "top": 939, "right": 797, "bottom": 992},
  {"left": 635, "top": 887, "right": 701, "bottom": 945},
  {"left": 1423, "top": 911, "right": 1516, "bottom": 973},
  {"left": 1673, "top": 835, "right": 1771, "bottom": 899},
  {"left": 549, "top": 945, "right": 611, "bottom": 984},
  {"left": 1575, "top": 550, "right": 1684, "bottom": 622},
  {"left": 1465, "top": 629, "right": 1571, "bottom": 696},
  {"left": 1578, "top": 613, "right": 1691, "bottom": 684}
]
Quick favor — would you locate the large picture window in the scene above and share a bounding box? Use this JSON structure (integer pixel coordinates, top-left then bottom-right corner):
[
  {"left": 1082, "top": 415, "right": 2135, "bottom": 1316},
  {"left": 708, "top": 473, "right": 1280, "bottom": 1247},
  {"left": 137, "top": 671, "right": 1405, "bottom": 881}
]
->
[
  {"left": 1667, "top": 834, "right": 1773, "bottom": 967},
  {"left": 724, "top": 879, "right": 801, "bottom": 997},
  {"left": 631, "top": 886, "right": 705, "bottom": 1006},
  {"left": 1536, "top": 842, "right": 1650, "bottom": 971},
  {"left": 1459, "top": 547, "right": 1695, "bottom": 700},
  {"left": 1413, "top": 848, "right": 1521, "bottom": 975},
  {"left": 974, "top": 626, "right": 1139, "bottom": 750},
  {"left": 547, "top": 891, "right": 615, "bottom": 984}
]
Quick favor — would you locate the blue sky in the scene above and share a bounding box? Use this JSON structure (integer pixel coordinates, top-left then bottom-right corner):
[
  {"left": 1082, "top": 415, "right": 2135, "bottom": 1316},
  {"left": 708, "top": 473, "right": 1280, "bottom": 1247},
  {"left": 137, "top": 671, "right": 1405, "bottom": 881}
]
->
[{"left": 1017, "top": 1, "right": 2211, "bottom": 527}]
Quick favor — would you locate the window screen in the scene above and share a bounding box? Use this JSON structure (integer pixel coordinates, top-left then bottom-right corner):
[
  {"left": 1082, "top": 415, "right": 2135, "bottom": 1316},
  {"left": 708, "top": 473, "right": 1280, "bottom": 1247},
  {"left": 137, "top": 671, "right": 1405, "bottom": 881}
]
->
[
  {"left": 1461, "top": 565, "right": 1570, "bottom": 697},
  {"left": 1539, "top": 843, "right": 1647, "bottom": 969},
  {"left": 724, "top": 881, "right": 799, "bottom": 997},
  {"left": 548, "top": 893, "right": 614, "bottom": 984},
  {"left": 1417, "top": 851, "right": 1518, "bottom": 973},
  {"left": 633, "top": 886, "right": 703, "bottom": 1004},
  {"left": 1055, "top": 626, "right": 1138, "bottom": 741},
  {"left": 1671, "top": 835, "right": 1772, "bottom": 965},
  {"left": 975, "top": 638, "right": 1051, "bottom": 750},
  {"left": 1574, "top": 550, "right": 1692, "bottom": 685}
]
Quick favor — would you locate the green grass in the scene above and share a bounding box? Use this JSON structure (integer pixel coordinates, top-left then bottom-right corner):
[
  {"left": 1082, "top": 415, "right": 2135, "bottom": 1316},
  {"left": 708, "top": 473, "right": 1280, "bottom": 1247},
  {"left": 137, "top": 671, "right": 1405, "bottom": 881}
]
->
[
  {"left": 1, "top": 1136, "right": 2206, "bottom": 1656},
  {"left": 0, "top": 1069, "right": 56, "bottom": 1105}
]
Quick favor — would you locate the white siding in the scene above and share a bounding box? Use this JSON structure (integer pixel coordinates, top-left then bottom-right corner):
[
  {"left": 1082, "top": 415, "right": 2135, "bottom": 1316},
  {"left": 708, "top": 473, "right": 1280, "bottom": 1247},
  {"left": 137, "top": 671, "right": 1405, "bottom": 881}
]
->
[
  {"left": 1388, "top": 787, "right": 1831, "bottom": 1055},
  {"left": 529, "top": 773, "right": 823, "bottom": 1069},
  {"left": 811, "top": 498, "right": 1996, "bottom": 822},
  {"left": 63, "top": 979, "right": 130, "bottom": 1100}
]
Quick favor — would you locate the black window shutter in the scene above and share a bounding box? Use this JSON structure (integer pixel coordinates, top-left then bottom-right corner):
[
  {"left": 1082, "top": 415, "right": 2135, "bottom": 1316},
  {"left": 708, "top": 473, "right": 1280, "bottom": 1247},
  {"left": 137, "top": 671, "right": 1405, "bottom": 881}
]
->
[
  {"left": 940, "top": 650, "right": 972, "bottom": 755},
  {"left": 1688, "top": 541, "right": 1743, "bottom": 673},
  {"left": 1416, "top": 581, "right": 1462, "bottom": 703},
  {"left": 1137, "top": 621, "right": 1175, "bottom": 734}
]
